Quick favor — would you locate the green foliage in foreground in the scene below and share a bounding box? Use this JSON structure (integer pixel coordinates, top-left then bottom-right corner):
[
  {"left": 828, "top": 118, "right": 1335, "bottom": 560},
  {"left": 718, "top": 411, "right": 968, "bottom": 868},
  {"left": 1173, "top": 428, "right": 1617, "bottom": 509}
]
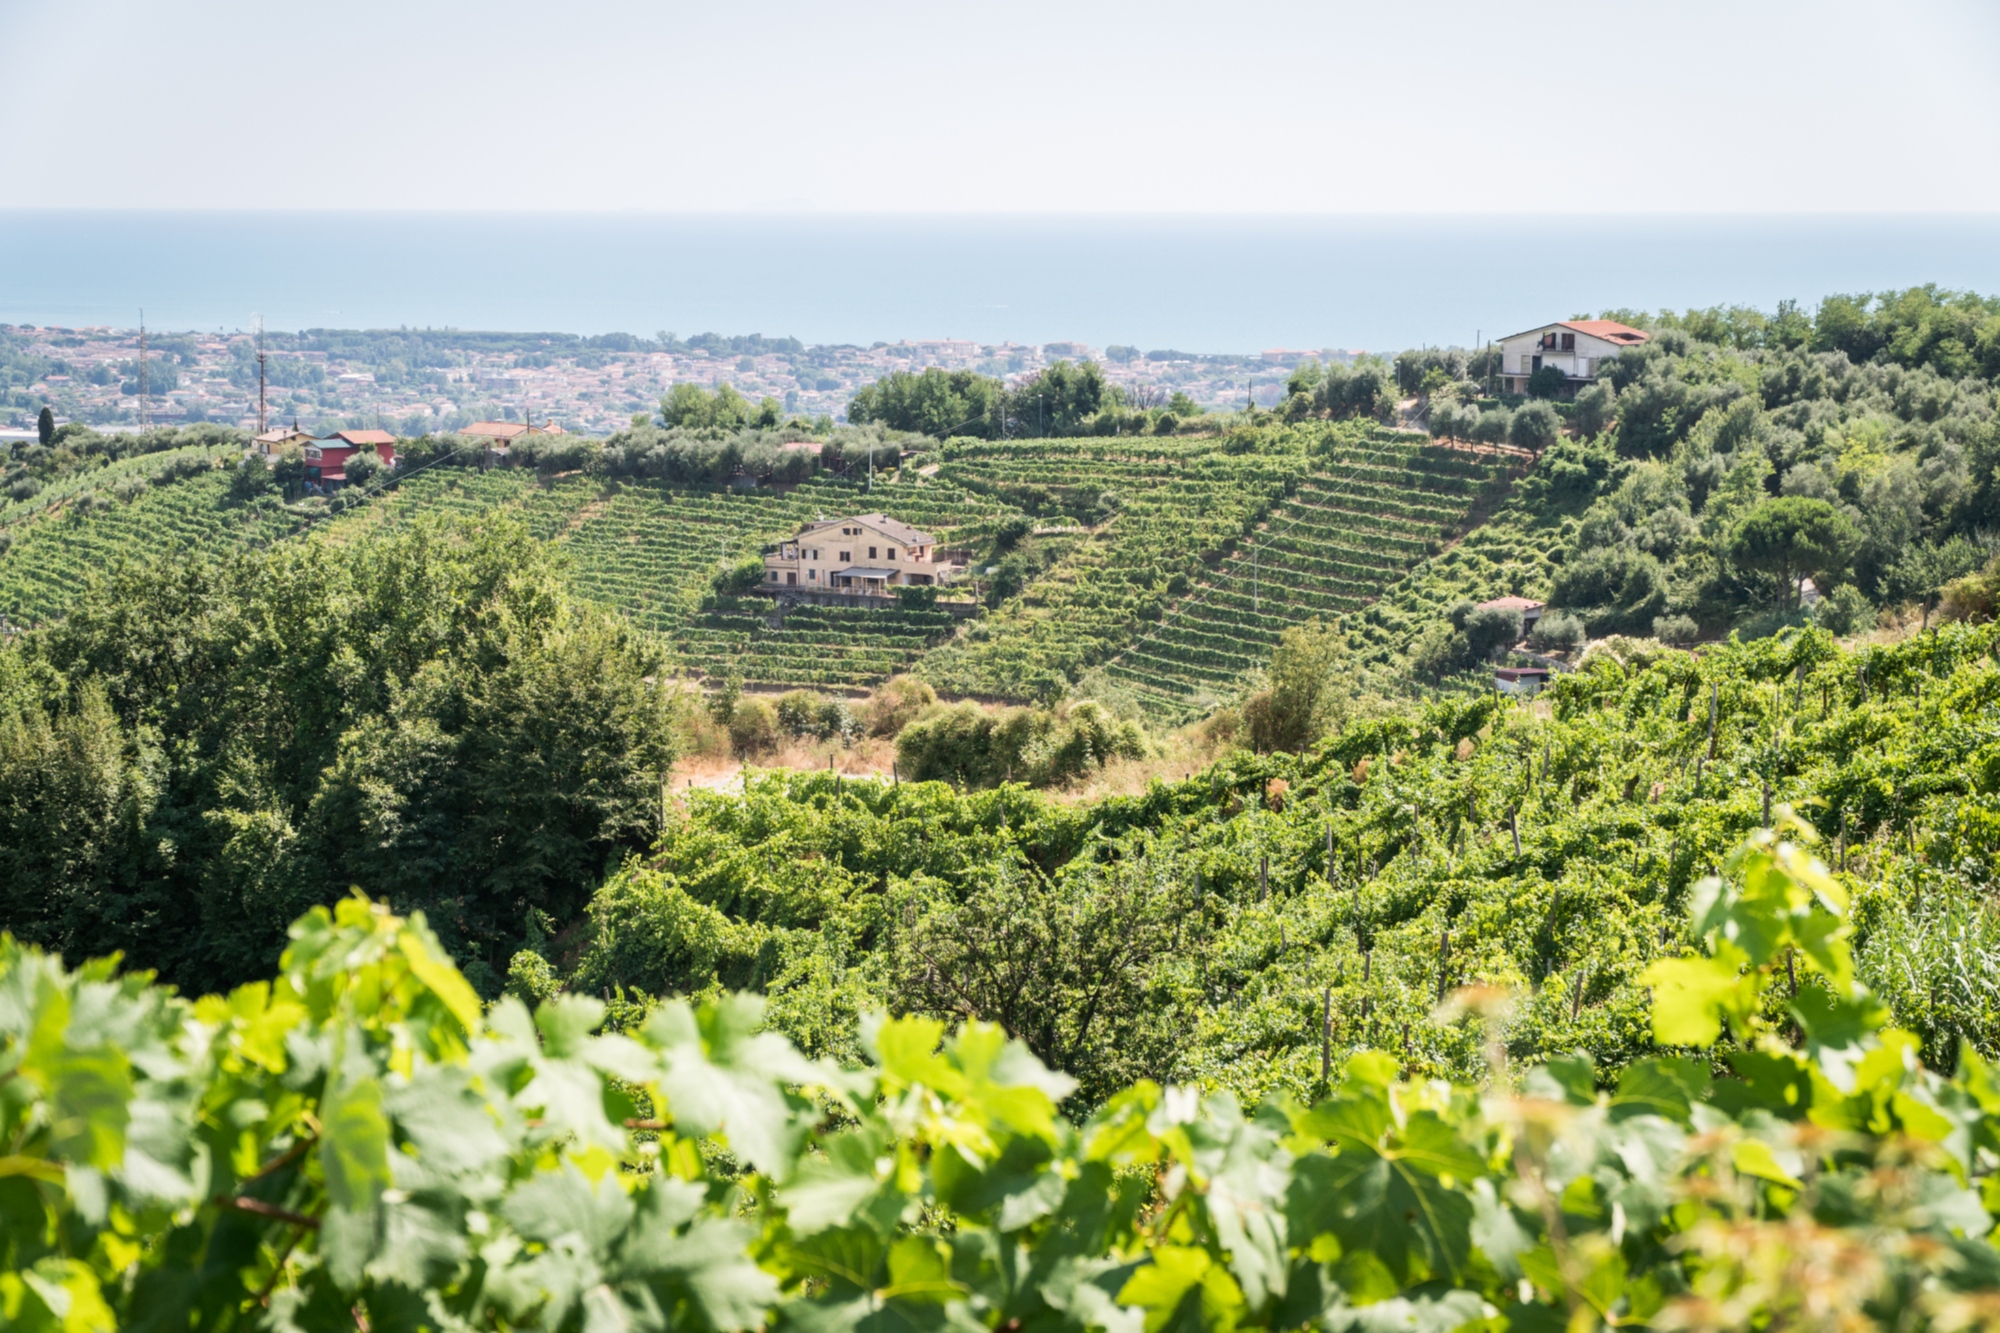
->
[
  {"left": 0, "top": 515, "right": 676, "bottom": 997},
  {"left": 15, "top": 820, "right": 2000, "bottom": 1331},
  {"left": 568, "top": 621, "right": 2000, "bottom": 1113}
]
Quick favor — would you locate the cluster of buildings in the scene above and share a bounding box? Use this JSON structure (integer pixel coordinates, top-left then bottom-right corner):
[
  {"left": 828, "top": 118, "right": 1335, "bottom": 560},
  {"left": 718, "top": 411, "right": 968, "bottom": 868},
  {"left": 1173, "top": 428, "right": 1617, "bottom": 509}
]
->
[
  {"left": 6, "top": 324, "right": 1370, "bottom": 440},
  {"left": 250, "top": 419, "right": 562, "bottom": 491}
]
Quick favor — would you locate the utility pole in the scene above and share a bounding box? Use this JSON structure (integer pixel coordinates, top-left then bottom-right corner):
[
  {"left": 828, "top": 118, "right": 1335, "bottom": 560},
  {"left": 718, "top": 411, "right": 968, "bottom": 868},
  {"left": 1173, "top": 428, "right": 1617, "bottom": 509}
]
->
[
  {"left": 137, "top": 310, "right": 150, "bottom": 430},
  {"left": 255, "top": 315, "right": 268, "bottom": 435}
]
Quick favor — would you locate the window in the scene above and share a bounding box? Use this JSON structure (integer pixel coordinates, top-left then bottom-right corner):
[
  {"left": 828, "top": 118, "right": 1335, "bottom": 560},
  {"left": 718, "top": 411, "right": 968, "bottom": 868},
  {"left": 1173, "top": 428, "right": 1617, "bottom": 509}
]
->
[
  {"left": 768, "top": 569, "right": 778, "bottom": 581},
  {"left": 808, "top": 569, "right": 817, "bottom": 582},
  {"left": 786, "top": 572, "right": 796, "bottom": 585},
  {"left": 839, "top": 550, "right": 850, "bottom": 562},
  {"left": 1560, "top": 333, "right": 1576, "bottom": 351},
  {"left": 869, "top": 546, "right": 877, "bottom": 559},
  {"left": 887, "top": 549, "right": 897, "bottom": 561}
]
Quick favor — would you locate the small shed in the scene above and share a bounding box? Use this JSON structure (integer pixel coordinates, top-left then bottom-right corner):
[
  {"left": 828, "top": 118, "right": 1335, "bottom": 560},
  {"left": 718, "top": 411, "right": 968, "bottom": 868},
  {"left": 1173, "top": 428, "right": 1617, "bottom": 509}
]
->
[{"left": 1494, "top": 666, "right": 1552, "bottom": 697}]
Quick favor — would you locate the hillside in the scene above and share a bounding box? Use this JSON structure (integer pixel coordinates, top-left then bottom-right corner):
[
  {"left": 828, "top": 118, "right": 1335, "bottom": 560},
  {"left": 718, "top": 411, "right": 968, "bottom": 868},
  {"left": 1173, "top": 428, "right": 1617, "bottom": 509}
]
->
[
  {"left": 0, "top": 422, "right": 1514, "bottom": 707},
  {"left": 558, "top": 620, "right": 2000, "bottom": 1110}
]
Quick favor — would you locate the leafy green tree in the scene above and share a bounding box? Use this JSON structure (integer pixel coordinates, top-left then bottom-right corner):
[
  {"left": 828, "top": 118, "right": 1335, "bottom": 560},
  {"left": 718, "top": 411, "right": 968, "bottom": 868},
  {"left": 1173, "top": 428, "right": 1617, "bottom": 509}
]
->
[
  {"left": 1469, "top": 405, "right": 1512, "bottom": 446},
  {"left": 1728, "top": 496, "right": 1859, "bottom": 610},
  {"left": 1572, "top": 381, "right": 1616, "bottom": 436},
  {"left": 1007, "top": 360, "right": 1109, "bottom": 436},
  {"left": 1508, "top": 399, "right": 1561, "bottom": 455},
  {"left": 0, "top": 516, "right": 675, "bottom": 994},
  {"left": 1459, "top": 602, "right": 1522, "bottom": 660},
  {"left": 1887, "top": 534, "right": 1989, "bottom": 627},
  {"left": 1243, "top": 618, "right": 1348, "bottom": 753},
  {"left": 342, "top": 447, "right": 383, "bottom": 488},
  {"left": 660, "top": 381, "right": 751, "bottom": 431},
  {"left": 847, "top": 368, "right": 1002, "bottom": 438}
]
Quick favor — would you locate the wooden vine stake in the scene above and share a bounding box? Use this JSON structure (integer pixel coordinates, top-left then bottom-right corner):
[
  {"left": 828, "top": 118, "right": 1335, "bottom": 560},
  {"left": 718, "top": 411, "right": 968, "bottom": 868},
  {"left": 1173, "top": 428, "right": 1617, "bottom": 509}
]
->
[
  {"left": 1510, "top": 807, "right": 1521, "bottom": 858},
  {"left": 1319, "top": 986, "right": 1333, "bottom": 1083},
  {"left": 1571, "top": 968, "right": 1587, "bottom": 1023},
  {"left": 1435, "top": 930, "right": 1451, "bottom": 1005},
  {"left": 1707, "top": 682, "right": 1719, "bottom": 759}
]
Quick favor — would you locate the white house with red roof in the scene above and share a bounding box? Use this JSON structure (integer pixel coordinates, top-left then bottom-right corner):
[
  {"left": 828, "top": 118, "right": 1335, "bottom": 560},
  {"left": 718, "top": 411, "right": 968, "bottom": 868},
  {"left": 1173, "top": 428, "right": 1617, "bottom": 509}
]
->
[{"left": 1496, "top": 320, "right": 1649, "bottom": 394}]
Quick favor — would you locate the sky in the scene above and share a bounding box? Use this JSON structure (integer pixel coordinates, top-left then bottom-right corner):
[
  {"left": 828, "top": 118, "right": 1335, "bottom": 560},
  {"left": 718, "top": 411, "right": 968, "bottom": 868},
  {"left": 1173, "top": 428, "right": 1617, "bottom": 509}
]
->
[{"left": 2, "top": 0, "right": 1998, "bottom": 214}]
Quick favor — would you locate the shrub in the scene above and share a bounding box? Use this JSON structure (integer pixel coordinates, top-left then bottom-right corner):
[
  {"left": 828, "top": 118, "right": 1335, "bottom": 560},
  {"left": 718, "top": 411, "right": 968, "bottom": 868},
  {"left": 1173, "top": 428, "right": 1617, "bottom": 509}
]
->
[
  {"left": 1939, "top": 555, "right": 2000, "bottom": 624},
  {"left": 1528, "top": 610, "right": 1586, "bottom": 653},
  {"left": 993, "top": 515, "right": 1032, "bottom": 550},
  {"left": 1525, "top": 363, "right": 1569, "bottom": 399},
  {"left": 1408, "top": 618, "right": 1472, "bottom": 682},
  {"left": 1651, "top": 612, "right": 1700, "bottom": 646},
  {"left": 866, "top": 675, "right": 936, "bottom": 737},
  {"left": 503, "top": 950, "right": 561, "bottom": 1005},
  {"left": 895, "top": 702, "right": 996, "bottom": 785},
  {"left": 729, "top": 696, "right": 779, "bottom": 755},
  {"left": 712, "top": 552, "right": 768, "bottom": 595},
  {"left": 1815, "top": 583, "right": 1880, "bottom": 636},
  {"left": 775, "top": 690, "right": 854, "bottom": 743},
  {"left": 895, "top": 699, "right": 1145, "bottom": 788}
]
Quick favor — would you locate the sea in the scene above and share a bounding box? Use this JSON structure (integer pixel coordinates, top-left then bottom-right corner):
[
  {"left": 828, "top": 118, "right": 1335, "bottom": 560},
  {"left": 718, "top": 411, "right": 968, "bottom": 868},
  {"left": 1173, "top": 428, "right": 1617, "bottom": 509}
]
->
[{"left": 2, "top": 212, "right": 1997, "bottom": 353}]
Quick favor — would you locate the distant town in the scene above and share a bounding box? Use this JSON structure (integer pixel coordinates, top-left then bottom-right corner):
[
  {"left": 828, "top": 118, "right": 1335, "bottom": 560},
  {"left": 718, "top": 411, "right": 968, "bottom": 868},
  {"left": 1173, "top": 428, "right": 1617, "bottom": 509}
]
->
[{"left": 0, "top": 324, "right": 1365, "bottom": 437}]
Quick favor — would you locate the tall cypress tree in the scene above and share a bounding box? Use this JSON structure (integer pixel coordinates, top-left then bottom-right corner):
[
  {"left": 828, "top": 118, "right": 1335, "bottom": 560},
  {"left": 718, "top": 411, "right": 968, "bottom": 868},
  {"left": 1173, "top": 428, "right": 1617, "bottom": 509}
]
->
[{"left": 36, "top": 406, "right": 53, "bottom": 445}]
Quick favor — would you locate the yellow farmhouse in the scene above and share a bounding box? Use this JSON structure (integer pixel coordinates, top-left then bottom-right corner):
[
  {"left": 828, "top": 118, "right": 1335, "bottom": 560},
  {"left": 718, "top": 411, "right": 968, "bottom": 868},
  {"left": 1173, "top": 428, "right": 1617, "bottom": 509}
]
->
[{"left": 762, "top": 513, "right": 952, "bottom": 594}]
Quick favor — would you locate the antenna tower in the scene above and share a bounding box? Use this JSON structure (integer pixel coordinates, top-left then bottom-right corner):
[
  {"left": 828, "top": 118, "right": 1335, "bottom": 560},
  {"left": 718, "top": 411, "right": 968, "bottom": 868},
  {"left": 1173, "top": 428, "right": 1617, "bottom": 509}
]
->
[
  {"left": 138, "top": 310, "right": 150, "bottom": 430},
  {"left": 256, "top": 315, "right": 269, "bottom": 434}
]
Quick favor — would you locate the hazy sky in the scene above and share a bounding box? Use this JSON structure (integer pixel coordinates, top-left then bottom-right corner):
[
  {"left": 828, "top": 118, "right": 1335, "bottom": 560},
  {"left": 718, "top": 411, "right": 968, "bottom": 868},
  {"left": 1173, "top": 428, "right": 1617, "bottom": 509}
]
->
[{"left": 4, "top": 0, "right": 1998, "bottom": 213}]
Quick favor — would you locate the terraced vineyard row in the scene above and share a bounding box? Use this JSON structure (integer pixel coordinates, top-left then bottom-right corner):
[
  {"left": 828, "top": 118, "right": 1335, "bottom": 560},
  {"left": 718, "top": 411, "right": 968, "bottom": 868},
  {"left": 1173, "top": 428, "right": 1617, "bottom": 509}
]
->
[
  {"left": 1099, "top": 432, "right": 1516, "bottom": 717},
  {"left": 915, "top": 446, "right": 1305, "bottom": 702},
  {"left": 0, "top": 468, "right": 302, "bottom": 625},
  {"left": 350, "top": 469, "right": 1023, "bottom": 691}
]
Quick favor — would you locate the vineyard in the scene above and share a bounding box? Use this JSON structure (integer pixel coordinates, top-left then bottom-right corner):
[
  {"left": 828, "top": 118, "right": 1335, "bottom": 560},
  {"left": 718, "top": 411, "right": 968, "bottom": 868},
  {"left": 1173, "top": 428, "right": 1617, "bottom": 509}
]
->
[
  {"left": 0, "top": 454, "right": 300, "bottom": 624},
  {"left": 13, "top": 621, "right": 2000, "bottom": 1330},
  {"left": 1098, "top": 432, "right": 1516, "bottom": 716},
  {"left": 0, "top": 426, "right": 1522, "bottom": 704},
  {"left": 917, "top": 426, "right": 1516, "bottom": 715},
  {"left": 567, "top": 619, "right": 2000, "bottom": 1108},
  {"left": 0, "top": 457, "right": 1027, "bottom": 691}
]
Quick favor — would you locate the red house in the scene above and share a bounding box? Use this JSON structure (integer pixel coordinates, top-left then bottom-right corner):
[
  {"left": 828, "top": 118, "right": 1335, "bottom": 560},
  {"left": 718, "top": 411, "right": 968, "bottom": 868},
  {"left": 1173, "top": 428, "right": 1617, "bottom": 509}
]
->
[{"left": 305, "top": 428, "right": 397, "bottom": 491}]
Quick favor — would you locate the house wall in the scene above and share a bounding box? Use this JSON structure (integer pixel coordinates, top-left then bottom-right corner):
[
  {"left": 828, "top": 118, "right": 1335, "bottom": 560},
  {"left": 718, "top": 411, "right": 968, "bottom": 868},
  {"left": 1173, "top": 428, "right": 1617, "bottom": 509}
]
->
[
  {"left": 1498, "top": 328, "right": 1637, "bottom": 391},
  {"left": 761, "top": 518, "right": 941, "bottom": 588}
]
